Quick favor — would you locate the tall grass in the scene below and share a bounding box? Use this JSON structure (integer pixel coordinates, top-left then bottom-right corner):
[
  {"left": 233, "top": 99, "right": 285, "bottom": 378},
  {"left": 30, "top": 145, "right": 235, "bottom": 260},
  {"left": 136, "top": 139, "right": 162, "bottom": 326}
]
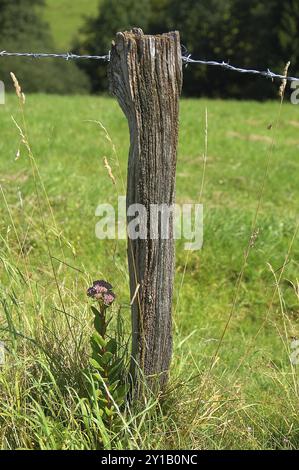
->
[{"left": 0, "top": 82, "right": 298, "bottom": 449}]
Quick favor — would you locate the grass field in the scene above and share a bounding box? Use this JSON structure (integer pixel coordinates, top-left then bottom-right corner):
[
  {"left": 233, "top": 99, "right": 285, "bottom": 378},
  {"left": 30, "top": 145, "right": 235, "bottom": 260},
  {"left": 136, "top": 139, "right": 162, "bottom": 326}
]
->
[
  {"left": 43, "top": 0, "right": 100, "bottom": 50},
  {"left": 0, "top": 91, "right": 298, "bottom": 449}
]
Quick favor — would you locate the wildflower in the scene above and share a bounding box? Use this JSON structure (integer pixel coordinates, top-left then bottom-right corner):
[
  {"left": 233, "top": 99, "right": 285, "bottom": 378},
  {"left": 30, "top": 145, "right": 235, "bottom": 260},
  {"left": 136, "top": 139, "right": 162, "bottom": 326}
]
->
[
  {"left": 87, "top": 280, "right": 115, "bottom": 306},
  {"left": 103, "top": 291, "right": 116, "bottom": 306}
]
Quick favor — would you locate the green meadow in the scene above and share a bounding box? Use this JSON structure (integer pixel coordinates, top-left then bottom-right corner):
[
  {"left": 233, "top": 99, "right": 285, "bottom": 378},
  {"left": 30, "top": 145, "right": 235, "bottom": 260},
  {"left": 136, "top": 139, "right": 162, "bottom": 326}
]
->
[
  {"left": 0, "top": 93, "right": 298, "bottom": 449},
  {"left": 43, "top": 0, "right": 100, "bottom": 50}
]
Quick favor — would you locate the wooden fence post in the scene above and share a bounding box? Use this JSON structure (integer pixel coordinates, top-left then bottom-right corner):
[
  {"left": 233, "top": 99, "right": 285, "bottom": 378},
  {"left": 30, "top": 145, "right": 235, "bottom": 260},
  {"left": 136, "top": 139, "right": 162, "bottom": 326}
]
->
[{"left": 109, "top": 28, "right": 182, "bottom": 393}]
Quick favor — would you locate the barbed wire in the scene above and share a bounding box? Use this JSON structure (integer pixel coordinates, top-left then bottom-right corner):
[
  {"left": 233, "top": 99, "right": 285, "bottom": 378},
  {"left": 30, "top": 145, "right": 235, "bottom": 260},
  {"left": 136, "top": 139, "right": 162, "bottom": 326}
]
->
[
  {"left": 0, "top": 51, "right": 110, "bottom": 61},
  {"left": 181, "top": 55, "right": 298, "bottom": 82},
  {"left": 0, "top": 49, "right": 298, "bottom": 83}
]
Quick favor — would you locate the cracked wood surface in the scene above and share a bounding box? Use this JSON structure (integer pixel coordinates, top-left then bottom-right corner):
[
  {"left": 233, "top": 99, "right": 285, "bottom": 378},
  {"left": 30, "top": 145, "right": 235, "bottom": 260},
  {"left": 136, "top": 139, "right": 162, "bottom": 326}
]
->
[{"left": 109, "top": 28, "right": 182, "bottom": 392}]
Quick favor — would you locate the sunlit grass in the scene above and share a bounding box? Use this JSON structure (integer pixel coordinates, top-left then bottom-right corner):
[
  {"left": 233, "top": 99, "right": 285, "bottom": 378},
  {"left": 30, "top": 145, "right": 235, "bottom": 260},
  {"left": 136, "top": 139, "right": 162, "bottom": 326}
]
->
[{"left": 0, "top": 93, "right": 298, "bottom": 449}]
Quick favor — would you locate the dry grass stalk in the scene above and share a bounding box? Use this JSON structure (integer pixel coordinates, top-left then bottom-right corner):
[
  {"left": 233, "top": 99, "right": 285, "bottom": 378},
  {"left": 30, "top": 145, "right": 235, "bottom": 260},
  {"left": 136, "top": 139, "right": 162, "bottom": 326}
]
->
[
  {"left": 10, "top": 72, "right": 26, "bottom": 105},
  {"left": 279, "top": 61, "right": 291, "bottom": 98},
  {"left": 130, "top": 283, "right": 140, "bottom": 306},
  {"left": 103, "top": 156, "right": 116, "bottom": 185}
]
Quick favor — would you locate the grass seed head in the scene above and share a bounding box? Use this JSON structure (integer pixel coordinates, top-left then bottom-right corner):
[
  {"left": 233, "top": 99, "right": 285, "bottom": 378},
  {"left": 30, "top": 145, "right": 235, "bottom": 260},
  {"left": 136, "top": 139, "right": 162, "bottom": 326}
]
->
[
  {"left": 279, "top": 61, "right": 291, "bottom": 98},
  {"left": 10, "top": 72, "right": 25, "bottom": 105}
]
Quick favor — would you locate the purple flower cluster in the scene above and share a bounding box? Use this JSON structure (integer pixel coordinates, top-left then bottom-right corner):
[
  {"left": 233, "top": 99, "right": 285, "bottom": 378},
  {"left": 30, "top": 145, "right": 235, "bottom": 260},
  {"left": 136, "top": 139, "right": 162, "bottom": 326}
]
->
[{"left": 87, "top": 280, "right": 116, "bottom": 307}]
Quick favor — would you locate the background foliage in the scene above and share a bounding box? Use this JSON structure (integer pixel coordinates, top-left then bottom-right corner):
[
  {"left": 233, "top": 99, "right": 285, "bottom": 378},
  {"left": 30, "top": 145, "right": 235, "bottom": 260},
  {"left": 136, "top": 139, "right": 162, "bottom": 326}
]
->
[
  {"left": 0, "top": 0, "right": 90, "bottom": 94},
  {"left": 1, "top": 0, "right": 299, "bottom": 97},
  {"left": 74, "top": 0, "right": 299, "bottom": 99}
]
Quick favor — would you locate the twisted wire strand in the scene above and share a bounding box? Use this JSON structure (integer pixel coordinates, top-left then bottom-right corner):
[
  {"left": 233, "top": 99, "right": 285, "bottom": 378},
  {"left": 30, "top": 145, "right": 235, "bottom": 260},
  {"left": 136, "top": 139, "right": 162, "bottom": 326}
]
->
[
  {"left": 1, "top": 49, "right": 298, "bottom": 82},
  {"left": 181, "top": 56, "right": 298, "bottom": 82},
  {"left": 0, "top": 51, "right": 110, "bottom": 61}
]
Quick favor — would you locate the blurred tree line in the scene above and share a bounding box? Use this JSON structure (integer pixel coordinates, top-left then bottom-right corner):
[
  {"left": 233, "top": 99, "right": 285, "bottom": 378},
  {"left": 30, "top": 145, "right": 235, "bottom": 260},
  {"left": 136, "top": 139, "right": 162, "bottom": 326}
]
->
[
  {"left": 74, "top": 0, "right": 299, "bottom": 99},
  {"left": 0, "top": 0, "right": 89, "bottom": 94},
  {"left": 1, "top": 0, "right": 299, "bottom": 98}
]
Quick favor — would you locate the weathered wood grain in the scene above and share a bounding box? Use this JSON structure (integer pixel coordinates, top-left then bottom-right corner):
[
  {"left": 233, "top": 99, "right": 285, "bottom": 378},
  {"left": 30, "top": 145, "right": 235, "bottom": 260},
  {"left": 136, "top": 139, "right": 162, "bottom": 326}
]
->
[{"left": 109, "top": 28, "right": 182, "bottom": 393}]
